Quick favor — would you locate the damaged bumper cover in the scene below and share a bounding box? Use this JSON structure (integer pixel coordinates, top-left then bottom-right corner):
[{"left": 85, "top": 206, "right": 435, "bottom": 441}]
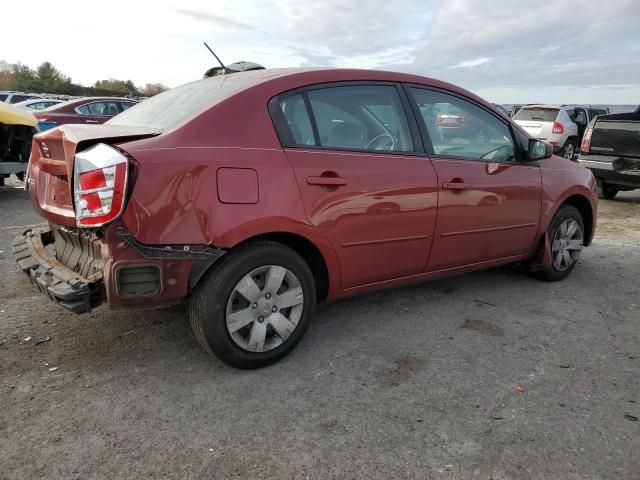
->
[{"left": 12, "top": 228, "right": 103, "bottom": 314}]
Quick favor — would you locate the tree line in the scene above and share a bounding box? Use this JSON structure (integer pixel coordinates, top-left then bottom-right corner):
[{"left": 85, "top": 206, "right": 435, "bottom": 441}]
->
[{"left": 0, "top": 60, "right": 168, "bottom": 97}]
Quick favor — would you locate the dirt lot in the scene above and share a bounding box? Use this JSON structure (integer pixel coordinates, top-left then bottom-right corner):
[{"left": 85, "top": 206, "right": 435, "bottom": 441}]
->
[{"left": 1, "top": 177, "right": 638, "bottom": 480}]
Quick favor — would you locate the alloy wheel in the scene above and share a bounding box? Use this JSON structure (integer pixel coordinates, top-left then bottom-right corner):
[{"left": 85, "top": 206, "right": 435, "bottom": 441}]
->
[
  {"left": 225, "top": 265, "right": 304, "bottom": 352},
  {"left": 551, "top": 219, "right": 583, "bottom": 271},
  {"left": 563, "top": 143, "right": 575, "bottom": 159}
]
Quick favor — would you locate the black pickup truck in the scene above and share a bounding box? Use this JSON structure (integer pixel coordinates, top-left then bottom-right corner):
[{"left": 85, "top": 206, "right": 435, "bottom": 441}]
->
[{"left": 578, "top": 106, "right": 640, "bottom": 199}]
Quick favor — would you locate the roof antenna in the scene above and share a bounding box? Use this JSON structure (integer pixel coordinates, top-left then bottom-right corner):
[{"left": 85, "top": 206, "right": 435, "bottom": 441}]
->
[{"left": 203, "top": 42, "right": 228, "bottom": 76}]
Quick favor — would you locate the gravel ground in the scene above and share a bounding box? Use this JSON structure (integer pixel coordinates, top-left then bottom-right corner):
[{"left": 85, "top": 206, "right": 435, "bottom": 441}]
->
[{"left": 1, "top": 176, "right": 639, "bottom": 480}]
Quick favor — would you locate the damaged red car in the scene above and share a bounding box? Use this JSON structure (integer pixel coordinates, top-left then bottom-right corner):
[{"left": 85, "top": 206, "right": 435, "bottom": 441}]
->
[{"left": 13, "top": 68, "right": 597, "bottom": 368}]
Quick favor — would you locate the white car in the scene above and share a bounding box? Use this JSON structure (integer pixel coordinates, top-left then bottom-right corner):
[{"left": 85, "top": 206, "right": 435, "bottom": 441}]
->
[
  {"left": 0, "top": 91, "right": 42, "bottom": 104},
  {"left": 13, "top": 98, "right": 63, "bottom": 111},
  {"left": 513, "top": 105, "right": 607, "bottom": 159}
]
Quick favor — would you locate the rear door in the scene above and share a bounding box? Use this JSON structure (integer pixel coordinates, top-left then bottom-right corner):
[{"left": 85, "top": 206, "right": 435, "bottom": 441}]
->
[
  {"left": 407, "top": 86, "right": 542, "bottom": 271},
  {"left": 271, "top": 83, "right": 438, "bottom": 289}
]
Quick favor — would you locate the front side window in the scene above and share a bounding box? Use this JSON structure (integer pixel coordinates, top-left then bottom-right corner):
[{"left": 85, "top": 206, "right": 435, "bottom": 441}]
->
[
  {"left": 410, "top": 88, "right": 516, "bottom": 162},
  {"left": 307, "top": 85, "right": 413, "bottom": 152}
]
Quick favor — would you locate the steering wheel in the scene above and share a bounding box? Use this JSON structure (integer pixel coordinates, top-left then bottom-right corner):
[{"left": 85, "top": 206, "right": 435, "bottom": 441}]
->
[{"left": 365, "top": 133, "right": 396, "bottom": 151}]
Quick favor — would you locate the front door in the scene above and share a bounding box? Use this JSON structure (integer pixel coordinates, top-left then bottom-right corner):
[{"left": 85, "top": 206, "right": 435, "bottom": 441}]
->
[
  {"left": 273, "top": 84, "right": 438, "bottom": 289},
  {"left": 407, "top": 86, "right": 542, "bottom": 271}
]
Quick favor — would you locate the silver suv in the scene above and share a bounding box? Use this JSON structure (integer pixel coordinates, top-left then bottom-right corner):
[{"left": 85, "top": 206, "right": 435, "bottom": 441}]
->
[{"left": 513, "top": 105, "right": 607, "bottom": 159}]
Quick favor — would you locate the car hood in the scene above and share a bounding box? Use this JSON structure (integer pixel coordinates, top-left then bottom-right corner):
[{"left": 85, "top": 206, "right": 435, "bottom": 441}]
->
[{"left": 0, "top": 101, "right": 38, "bottom": 127}]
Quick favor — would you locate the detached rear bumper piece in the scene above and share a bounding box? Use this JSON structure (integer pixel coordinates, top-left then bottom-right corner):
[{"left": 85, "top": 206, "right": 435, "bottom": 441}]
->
[{"left": 12, "top": 228, "right": 103, "bottom": 313}]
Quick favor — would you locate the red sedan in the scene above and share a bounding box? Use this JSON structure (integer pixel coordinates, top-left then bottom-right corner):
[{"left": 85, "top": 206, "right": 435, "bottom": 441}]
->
[
  {"left": 34, "top": 97, "right": 138, "bottom": 131},
  {"left": 15, "top": 68, "right": 597, "bottom": 368}
]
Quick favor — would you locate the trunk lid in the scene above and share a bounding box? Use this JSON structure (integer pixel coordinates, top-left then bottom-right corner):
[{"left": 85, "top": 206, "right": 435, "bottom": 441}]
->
[
  {"left": 27, "top": 124, "right": 159, "bottom": 227},
  {"left": 590, "top": 111, "right": 640, "bottom": 158}
]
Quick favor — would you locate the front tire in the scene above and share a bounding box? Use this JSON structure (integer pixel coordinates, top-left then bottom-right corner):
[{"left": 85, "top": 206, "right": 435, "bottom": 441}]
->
[
  {"left": 538, "top": 205, "right": 584, "bottom": 282},
  {"left": 189, "top": 241, "right": 316, "bottom": 369}
]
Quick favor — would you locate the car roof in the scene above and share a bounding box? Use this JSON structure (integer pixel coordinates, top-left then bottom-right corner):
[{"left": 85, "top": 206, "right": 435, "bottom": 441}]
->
[{"left": 194, "top": 67, "right": 498, "bottom": 111}]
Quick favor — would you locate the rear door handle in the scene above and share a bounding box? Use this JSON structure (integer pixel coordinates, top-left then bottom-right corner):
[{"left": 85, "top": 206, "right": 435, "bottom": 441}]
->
[
  {"left": 307, "top": 176, "right": 348, "bottom": 186},
  {"left": 84, "top": 119, "right": 99, "bottom": 123},
  {"left": 442, "top": 182, "right": 469, "bottom": 190}
]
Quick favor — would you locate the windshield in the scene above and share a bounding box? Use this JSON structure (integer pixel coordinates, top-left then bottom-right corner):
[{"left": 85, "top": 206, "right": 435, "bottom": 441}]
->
[
  {"left": 514, "top": 107, "right": 559, "bottom": 122},
  {"left": 107, "top": 75, "right": 257, "bottom": 130}
]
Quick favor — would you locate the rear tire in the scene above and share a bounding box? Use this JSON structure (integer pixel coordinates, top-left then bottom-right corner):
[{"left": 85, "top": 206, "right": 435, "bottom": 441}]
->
[
  {"left": 560, "top": 139, "right": 576, "bottom": 160},
  {"left": 189, "top": 240, "right": 316, "bottom": 369},
  {"left": 538, "top": 205, "right": 584, "bottom": 282},
  {"left": 598, "top": 184, "right": 619, "bottom": 200}
]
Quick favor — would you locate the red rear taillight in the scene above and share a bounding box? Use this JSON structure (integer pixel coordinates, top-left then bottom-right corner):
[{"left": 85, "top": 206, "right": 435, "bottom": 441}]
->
[
  {"left": 73, "top": 143, "right": 128, "bottom": 227},
  {"left": 552, "top": 122, "right": 564, "bottom": 134},
  {"left": 581, "top": 126, "right": 593, "bottom": 154}
]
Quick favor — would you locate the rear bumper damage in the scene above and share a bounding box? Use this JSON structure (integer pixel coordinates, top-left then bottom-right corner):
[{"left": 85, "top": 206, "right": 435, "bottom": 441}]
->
[
  {"left": 12, "top": 228, "right": 103, "bottom": 313},
  {"left": 12, "top": 224, "right": 227, "bottom": 314}
]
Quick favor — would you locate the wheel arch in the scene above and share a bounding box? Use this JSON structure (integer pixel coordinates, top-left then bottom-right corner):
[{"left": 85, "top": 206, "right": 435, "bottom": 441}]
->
[
  {"left": 189, "top": 224, "right": 339, "bottom": 303},
  {"left": 560, "top": 194, "right": 595, "bottom": 246},
  {"left": 233, "top": 232, "right": 331, "bottom": 302}
]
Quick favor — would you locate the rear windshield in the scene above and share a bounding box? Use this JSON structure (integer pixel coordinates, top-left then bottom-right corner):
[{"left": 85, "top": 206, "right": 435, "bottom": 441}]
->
[
  {"left": 107, "top": 75, "right": 257, "bottom": 130},
  {"left": 514, "top": 108, "right": 559, "bottom": 122}
]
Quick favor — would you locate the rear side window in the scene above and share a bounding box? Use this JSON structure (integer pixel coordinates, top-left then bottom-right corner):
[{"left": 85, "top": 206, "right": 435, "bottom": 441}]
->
[
  {"left": 513, "top": 108, "right": 559, "bottom": 122},
  {"left": 410, "top": 87, "right": 516, "bottom": 162},
  {"left": 0, "top": 94, "right": 7, "bottom": 101},
  {"left": 276, "top": 94, "right": 315, "bottom": 146},
  {"left": 307, "top": 85, "right": 413, "bottom": 152}
]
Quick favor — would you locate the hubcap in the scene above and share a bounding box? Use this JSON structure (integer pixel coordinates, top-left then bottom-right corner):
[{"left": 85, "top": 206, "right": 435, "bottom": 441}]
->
[
  {"left": 225, "top": 265, "right": 304, "bottom": 353},
  {"left": 564, "top": 144, "right": 574, "bottom": 159},
  {"left": 551, "top": 219, "right": 583, "bottom": 271}
]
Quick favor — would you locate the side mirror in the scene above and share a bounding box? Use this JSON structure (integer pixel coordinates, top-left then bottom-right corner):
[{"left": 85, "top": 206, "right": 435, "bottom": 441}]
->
[{"left": 528, "top": 139, "right": 553, "bottom": 161}]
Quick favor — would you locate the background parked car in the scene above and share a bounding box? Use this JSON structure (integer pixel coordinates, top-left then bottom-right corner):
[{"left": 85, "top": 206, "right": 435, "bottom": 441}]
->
[
  {"left": 0, "top": 102, "right": 37, "bottom": 185},
  {"left": 578, "top": 105, "right": 640, "bottom": 199},
  {"left": 14, "top": 98, "right": 64, "bottom": 111},
  {"left": 33, "top": 97, "right": 138, "bottom": 131},
  {"left": 0, "top": 91, "right": 42, "bottom": 104},
  {"left": 513, "top": 105, "right": 606, "bottom": 159}
]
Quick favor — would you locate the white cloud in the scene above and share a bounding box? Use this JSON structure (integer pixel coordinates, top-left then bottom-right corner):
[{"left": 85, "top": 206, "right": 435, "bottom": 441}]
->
[{"left": 449, "top": 57, "right": 492, "bottom": 69}]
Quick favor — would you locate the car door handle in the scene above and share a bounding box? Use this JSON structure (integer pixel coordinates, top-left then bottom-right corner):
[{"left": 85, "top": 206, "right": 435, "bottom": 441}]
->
[
  {"left": 442, "top": 182, "right": 469, "bottom": 190},
  {"left": 307, "top": 176, "right": 348, "bottom": 186},
  {"left": 84, "top": 119, "right": 99, "bottom": 123}
]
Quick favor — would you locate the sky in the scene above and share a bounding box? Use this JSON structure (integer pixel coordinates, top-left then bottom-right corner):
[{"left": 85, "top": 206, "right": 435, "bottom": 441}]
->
[{"left": 1, "top": 0, "right": 639, "bottom": 104}]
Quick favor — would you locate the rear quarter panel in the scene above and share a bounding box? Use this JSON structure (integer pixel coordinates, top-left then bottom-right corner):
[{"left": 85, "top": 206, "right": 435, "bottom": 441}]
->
[{"left": 119, "top": 141, "right": 342, "bottom": 298}]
